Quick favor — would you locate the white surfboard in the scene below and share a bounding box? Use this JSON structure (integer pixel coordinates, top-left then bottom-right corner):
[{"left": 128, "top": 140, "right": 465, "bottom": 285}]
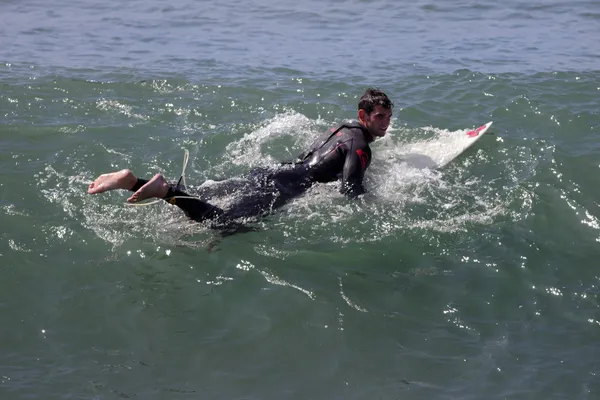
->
[{"left": 399, "top": 121, "right": 493, "bottom": 169}]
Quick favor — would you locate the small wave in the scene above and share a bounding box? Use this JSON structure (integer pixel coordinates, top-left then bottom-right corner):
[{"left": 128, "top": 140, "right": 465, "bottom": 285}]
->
[{"left": 96, "top": 99, "right": 149, "bottom": 121}]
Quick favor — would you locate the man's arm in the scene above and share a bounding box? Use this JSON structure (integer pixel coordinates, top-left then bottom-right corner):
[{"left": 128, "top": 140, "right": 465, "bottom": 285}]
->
[{"left": 339, "top": 144, "right": 370, "bottom": 198}]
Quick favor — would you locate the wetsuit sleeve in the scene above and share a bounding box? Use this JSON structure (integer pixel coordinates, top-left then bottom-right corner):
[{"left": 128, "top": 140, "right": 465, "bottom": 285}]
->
[{"left": 340, "top": 144, "right": 369, "bottom": 198}]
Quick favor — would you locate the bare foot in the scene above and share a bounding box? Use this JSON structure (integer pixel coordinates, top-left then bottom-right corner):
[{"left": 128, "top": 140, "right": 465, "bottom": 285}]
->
[
  {"left": 88, "top": 169, "right": 137, "bottom": 194},
  {"left": 127, "top": 174, "right": 169, "bottom": 203}
]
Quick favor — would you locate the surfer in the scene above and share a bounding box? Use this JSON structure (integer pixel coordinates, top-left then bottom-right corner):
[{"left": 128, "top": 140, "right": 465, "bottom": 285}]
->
[{"left": 88, "top": 88, "right": 393, "bottom": 229}]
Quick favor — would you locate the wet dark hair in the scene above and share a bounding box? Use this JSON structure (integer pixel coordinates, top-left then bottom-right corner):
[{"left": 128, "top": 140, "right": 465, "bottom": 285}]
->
[{"left": 358, "top": 88, "right": 394, "bottom": 114}]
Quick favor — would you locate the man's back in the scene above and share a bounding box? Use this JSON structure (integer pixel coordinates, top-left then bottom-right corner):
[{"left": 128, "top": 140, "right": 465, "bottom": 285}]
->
[{"left": 301, "top": 123, "right": 372, "bottom": 197}]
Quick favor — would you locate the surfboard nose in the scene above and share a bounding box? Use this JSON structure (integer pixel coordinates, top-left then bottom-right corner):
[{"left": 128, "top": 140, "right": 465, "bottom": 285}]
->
[{"left": 467, "top": 121, "right": 493, "bottom": 138}]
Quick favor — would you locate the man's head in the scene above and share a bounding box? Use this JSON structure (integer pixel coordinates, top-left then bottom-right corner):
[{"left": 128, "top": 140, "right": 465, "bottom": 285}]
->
[{"left": 357, "top": 88, "right": 394, "bottom": 140}]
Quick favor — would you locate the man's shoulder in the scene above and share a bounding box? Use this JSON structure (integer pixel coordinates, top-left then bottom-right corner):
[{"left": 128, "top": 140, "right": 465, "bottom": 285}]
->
[
  {"left": 338, "top": 120, "right": 363, "bottom": 131},
  {"left": 335, "top": 122, "right": 368, "bottom": 138}
]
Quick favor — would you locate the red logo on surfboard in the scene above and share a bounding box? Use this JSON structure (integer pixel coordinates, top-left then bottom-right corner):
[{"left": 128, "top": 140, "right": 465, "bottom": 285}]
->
[{"left": 467, "top": 124, "right": 486, "bottom": 138}]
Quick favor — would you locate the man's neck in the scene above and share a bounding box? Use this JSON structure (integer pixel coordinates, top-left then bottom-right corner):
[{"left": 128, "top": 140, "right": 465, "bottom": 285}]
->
[{"left": 357, "top": 120, "right": 374, "bottom": 143}]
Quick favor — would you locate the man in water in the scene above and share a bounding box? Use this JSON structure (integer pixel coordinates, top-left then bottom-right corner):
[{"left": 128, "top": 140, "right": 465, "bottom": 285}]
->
[{"left": 88, "top": 88, "right": 393, "bottom": 228}]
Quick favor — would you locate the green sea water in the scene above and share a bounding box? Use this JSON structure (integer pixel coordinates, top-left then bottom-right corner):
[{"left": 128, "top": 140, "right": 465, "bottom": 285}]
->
[{"left": 1, "top": 0, "right": 600, "bottom": 399}]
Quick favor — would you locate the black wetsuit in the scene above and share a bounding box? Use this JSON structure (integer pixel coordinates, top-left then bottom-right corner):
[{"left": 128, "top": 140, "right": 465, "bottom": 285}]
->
[{"left": 132, "top": 121, "right": 373, "bottom": 227}]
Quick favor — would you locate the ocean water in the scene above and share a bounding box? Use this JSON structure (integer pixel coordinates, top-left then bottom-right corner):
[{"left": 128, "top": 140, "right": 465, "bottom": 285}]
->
[{"left": 1, "top": 0, "right": 600, "bottom": 399}]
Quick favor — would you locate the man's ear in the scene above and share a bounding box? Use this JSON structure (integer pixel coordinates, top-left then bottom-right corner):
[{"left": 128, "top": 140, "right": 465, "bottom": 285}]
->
[{"left": 358, "top": 109, "right": 367, "bottom": 122}]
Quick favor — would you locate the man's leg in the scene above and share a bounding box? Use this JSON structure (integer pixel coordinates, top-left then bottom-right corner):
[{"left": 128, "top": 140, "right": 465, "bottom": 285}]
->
[{"left": 88, "top": 169, "right": 223, "bottom": 222}]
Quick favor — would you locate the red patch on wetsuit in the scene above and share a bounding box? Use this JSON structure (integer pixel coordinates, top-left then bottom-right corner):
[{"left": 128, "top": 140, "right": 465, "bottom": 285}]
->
[
  {"left": 330, "top": 127, "right": 343, "bottom": 136},
  {"left": 356, "top": 149, "right": 368, "bottom": 169}
]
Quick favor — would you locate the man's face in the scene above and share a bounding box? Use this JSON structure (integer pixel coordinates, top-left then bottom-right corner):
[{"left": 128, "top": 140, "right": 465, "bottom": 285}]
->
[{"left": 360, "top": 105, "right": 392, "bottom": 138}]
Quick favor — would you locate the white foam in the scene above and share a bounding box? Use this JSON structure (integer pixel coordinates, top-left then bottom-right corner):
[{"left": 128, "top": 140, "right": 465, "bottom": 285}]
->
[{"left": 224, "top": 110, "right": 324, "bottom": 168}]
